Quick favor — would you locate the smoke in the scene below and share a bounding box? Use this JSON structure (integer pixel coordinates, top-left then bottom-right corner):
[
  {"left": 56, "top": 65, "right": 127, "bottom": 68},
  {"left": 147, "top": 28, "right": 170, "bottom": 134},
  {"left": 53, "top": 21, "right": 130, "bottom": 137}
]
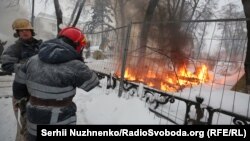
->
[
  {"left": 125, "top": 0, "right": 148, "bottom": 22},
  {"left": 0, "top": 0, "right": 29, "bottom": 47},
  {"left": 123, "top": 0, "right": 193, "bottom": 70}
]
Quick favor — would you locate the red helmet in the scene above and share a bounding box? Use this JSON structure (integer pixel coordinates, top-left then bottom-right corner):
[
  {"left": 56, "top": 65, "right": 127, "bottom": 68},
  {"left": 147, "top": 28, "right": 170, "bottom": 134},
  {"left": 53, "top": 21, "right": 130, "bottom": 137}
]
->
[{"left": 58, "top": 27, "right": 87, "bottom": 53}]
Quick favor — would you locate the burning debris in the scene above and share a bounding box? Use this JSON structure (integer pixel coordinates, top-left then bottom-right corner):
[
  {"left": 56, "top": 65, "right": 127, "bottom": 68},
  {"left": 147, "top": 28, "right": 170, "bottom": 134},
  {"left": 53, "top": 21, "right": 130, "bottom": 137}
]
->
[
  {"left": 115, "top": 63, "right": 210, "bottom": 92},
  {"left": 112, "top": 20, "right": 205, "bottom": 92}
]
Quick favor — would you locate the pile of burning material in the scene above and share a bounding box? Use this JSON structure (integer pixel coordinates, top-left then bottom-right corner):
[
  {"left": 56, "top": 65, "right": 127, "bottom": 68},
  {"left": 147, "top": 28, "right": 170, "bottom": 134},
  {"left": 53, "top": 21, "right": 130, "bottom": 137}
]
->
[{"left": 115, "top": 63, "right": 210, "bottom": 92}]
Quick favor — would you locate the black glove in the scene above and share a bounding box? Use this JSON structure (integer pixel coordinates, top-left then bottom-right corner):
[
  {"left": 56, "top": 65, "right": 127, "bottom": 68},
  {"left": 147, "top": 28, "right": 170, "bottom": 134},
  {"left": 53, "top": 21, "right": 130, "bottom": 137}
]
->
[
  {"left": 15, "top": 97, "right": 28, "bottom": 116},
  {"left": 96, "top": 72, "right": 104, "bottom": 79}
]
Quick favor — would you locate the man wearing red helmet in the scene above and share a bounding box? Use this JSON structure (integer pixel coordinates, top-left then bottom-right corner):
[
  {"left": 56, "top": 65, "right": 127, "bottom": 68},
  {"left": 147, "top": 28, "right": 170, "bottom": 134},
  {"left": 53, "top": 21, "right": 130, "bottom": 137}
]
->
[
  {"left": 16, "top": 27, "right": 99, "bottom": 141},
  {"left": 58, "top": 27, "right": 87, "bottom": 53}
]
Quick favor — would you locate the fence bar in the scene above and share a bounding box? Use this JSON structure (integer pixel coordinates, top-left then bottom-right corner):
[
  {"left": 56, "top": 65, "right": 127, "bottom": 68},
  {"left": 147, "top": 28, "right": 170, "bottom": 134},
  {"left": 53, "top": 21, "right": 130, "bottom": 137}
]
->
[{"left": 118, "top": 22, "right": 132, "bottom": 97}]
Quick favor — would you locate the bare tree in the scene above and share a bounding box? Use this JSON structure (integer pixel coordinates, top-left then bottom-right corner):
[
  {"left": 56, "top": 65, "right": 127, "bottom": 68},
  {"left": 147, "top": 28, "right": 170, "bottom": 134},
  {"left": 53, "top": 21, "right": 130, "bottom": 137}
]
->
[
  {"left": 242, "top": 0, "right": 250, "bottom": 92},
  {"left": 139, "top": 0, "right": 159, "bottom": 53},
  {"left": 135, "top": 0, "right": 216, "bottom": 70},
  {"left": 85, "top": 0, "right": 114, "bottom": 33},
  {"left": 54, "top": 0, "right": 63, "bottom": 33},
  {"left": 67, "top": 0, "right": 81, "bottom": 26},
  {"left": 72, "top": 0, "right": 86, "bottom": 27},
  {"left": 218, "top": 3, "right": 246, "bottom": 62},
  {"left": 113, "top": 0, "right": 126, "bottom": 27}
]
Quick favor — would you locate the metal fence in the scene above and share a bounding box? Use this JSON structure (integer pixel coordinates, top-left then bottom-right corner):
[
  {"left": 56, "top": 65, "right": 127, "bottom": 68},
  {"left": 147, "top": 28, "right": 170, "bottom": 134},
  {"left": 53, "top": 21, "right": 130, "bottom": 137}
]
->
[{"left": 85, "top": 19, "right": 250, "bottom": 125}]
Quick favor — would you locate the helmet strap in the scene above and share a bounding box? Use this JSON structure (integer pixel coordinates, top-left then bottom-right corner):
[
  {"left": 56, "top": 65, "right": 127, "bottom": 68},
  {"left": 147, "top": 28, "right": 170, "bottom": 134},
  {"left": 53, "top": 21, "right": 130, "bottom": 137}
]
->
[
  {"left": 31, "top": 30, "right": 36, "bottom": 36},
  {"left": 13, "top": 32, "right": 19, "bottom": 38}
]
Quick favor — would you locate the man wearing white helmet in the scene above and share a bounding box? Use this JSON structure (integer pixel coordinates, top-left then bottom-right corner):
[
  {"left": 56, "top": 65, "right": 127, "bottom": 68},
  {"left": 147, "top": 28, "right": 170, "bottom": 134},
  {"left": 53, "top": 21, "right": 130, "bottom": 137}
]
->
[{"left": 1, "top": 18, "right": 42, "bottom": 141}]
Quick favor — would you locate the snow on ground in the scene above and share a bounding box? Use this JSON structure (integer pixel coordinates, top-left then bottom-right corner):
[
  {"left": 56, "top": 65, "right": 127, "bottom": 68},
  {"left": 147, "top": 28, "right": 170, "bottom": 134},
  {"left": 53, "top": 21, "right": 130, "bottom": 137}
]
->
[
  {"left": 76, "top": 88, "right": 158, "bottom": 124},
  {"left": 0, "top": 75, "right": 158, "bottom": 141},
  {"left": 0, "top": 97, "right": 16, "bottom": 141}
]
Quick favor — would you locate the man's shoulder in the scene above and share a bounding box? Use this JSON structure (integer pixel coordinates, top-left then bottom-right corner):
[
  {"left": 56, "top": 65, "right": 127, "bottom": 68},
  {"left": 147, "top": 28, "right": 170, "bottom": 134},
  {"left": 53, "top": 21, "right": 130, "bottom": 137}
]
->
[
  {"left": 33, "top": 38, "right": 43, "bottom": 44},
  {"left": 66, "top": 59, "right": 88, "bottom": 69},
  {"left": 4, "top": 41, "right": 20, "bottom": 52},
  {"left": 8, "top": 39, "right": 24, "bottom": 48},
  {"left": 28, "top": 55, "right": 39, "bottom": 62},
  {"left": 68, "top": 59, "right": 85, "bottom": 65}
]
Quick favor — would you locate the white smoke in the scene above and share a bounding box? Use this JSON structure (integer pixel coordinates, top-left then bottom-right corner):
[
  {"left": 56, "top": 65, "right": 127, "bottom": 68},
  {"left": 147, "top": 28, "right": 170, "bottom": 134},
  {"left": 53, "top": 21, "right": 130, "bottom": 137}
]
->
[{"left": 0, "top": 0, "right": 29, "bottom": 47}]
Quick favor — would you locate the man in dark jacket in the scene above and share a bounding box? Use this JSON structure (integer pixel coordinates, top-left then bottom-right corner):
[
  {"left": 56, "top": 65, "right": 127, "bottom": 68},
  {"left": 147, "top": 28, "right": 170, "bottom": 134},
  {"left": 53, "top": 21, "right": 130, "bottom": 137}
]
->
[
  {"left": 1, "top": 18, "right": 42, "bottom": 141},
  {"left": 17, "top": 27, "right": 99, "bottom": 141}
]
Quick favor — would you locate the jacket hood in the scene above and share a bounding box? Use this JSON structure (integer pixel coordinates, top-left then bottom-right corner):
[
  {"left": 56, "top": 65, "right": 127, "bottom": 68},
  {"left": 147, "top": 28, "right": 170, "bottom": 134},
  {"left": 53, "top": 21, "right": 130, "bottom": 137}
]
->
[{"left": 38, "top": 38, "right": 80, "bottom": 64}]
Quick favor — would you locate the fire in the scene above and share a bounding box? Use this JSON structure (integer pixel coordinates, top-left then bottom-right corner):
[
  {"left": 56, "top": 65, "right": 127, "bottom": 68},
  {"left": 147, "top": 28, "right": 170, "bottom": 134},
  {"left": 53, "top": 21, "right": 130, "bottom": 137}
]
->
[
  {"left": 196, "top": 65, "right": 208, "bottom": 83},
  {"left": 124, "top": 69, "right": 136, "bottom": 81},
  {"left": 116, "top": 64, "right": 210, "bottom": 92}
]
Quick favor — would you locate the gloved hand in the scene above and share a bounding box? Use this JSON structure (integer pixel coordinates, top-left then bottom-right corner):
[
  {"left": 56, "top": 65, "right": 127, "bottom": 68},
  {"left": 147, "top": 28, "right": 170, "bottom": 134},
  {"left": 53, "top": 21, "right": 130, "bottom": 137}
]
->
[
  {"left": 96, "top": 72, "right": 104, "bottom": 79},
  {"left": 14, "top": 97, "right": 28, "bottom": 116},
  {"left": 12, "top": 98, "right": 19, "bottom": 112}
]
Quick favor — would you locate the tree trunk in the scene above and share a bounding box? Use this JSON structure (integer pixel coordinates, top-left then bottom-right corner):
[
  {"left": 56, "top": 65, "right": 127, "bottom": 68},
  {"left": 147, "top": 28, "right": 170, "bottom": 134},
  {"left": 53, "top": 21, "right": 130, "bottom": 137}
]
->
[
  {"left": 115, "top": 0, "right": 127, "bottom": 51},
  {"left": 31, "top": 0, "right": 35, "bottom": 26},
  {"left": 72, "top": 0, "right": 86, "bottom": 27},
  {"left": 242, "top": 0, "right": 250, "bottom": 92},
  {"left": 54, "top": 0, "right": 63, "bottom": 33},
  {"left": 139, "top": 0, "right": 159, "bottom": 56},
  {"left": 68, "top": 0, "right": 80, "bottom": 26}
]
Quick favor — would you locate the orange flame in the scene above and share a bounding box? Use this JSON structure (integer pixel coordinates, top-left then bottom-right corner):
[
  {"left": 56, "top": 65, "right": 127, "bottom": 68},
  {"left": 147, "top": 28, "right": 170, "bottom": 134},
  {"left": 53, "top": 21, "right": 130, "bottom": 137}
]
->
[{"left": 116, "top": 64, "right": 210, "bottom": 92}]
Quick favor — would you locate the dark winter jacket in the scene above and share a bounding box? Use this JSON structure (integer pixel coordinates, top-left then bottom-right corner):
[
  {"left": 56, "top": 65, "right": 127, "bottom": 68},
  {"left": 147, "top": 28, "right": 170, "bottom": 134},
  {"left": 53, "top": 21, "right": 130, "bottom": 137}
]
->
[
  {"left": 1, "top": 38, "right": 42, "bottom": 99},
  {"left": 1, "top": 38, "right": 42, "bottom": 73},
  {"left": 17, "top": 38, "right": 99, "bottom": 137}
]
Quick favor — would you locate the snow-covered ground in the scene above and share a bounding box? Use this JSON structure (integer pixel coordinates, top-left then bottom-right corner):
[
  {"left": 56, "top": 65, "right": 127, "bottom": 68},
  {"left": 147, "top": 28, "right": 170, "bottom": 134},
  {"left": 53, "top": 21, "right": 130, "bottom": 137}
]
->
[{"left": 0, "top": 75, "right": 159, "bottom": 141}]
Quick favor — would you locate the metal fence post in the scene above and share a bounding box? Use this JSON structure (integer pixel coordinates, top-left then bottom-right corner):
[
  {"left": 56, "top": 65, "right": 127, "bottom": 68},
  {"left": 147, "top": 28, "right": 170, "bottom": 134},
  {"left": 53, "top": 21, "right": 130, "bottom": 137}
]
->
[{"left": 118, "top": 22, "right": 132, "bottom": 97}]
